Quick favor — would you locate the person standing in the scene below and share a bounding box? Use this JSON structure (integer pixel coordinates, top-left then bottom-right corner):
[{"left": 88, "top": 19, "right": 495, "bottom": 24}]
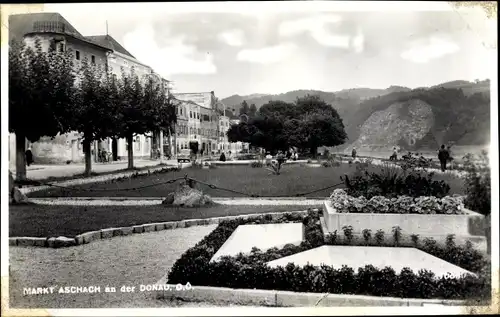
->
[
  {"left": 219, "top": 151, "right": 226, "bottom": 162},
  {"left": 438, "top": 145, "right": 450, "bottom": 172},
  {"left": 447, "top": 145, "right": 454, "bottom": 169},
  {"left": 276, "top": 151, "right": 286, "bottom": 170},
  {"left": 351, "top": 147, "right": 357, "bottom": 159},
  {"left": 390, "top": 147, "right": 398, "bottom": 161},
  {"left": 25, "top": 148, "right": 34, "bottom": 166}
]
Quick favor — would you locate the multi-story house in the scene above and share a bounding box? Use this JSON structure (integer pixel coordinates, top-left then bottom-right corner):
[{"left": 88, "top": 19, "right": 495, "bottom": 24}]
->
[
  {"left": 173, "top": 92, "right": 219, "bottom": 156},
  {"left": 8, "top": 13, "right": 112, "bottom": 165},
  {"left": 85, "top": 34, "right": 156, "bottom": 161}
]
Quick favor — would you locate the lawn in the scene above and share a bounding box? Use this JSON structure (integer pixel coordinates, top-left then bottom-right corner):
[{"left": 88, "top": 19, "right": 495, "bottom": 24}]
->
[
  {"left": 9, "top": 204, "right": 316, "bottom": 238},
  {"left": 26, "top": 164, "right": 464, "bottom": 198}
]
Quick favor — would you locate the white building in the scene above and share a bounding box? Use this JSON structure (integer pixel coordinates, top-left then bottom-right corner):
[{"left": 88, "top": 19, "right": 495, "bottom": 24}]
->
[{"left": 85, "top": 35, "right": 161, "bottom": 161}]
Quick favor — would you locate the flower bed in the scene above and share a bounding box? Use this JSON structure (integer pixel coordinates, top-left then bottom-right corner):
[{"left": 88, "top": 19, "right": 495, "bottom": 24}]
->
[
  {"left": 167, "top": 209, "right": 489, "bottom": 300},
  {"left": 329, "top": 189, "right": 465, "bottom": 215},
  {"left": 325, "top": 189, "right": 485, "bottom": 238}
]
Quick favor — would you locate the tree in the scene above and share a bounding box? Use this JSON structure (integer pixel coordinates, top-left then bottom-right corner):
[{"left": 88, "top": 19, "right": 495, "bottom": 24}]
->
[
  {"left": 72, "top": 59, "right": 118, "bottom": 176},
  {"left": 249, "top": 103, "right": 257, "bottom": 118},
  {"left": 239, "top": 100, "right": 249, "bottom": 116},
  {"left": 227, "top": 95, "right": 347, "bottom": 156},
  {"left": 112, "top": 69, "right": 148, "bottom": 169},
  {"left": 294, "top": 95, "right": 347, "bottom": 156},
  {"left": 9, "top": 39, "right": 76, "bottom": 180}
]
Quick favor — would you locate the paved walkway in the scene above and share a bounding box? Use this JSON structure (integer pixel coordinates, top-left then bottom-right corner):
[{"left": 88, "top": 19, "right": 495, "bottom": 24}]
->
[
  {"left": 11, "top": 159, "right": 179, "bottom": 180},
  {"left": 9, "top": 225, "right": 221, "bottom": 308},
  {"left": 29, "top": 197, "right": 326, "bottom": 206}
]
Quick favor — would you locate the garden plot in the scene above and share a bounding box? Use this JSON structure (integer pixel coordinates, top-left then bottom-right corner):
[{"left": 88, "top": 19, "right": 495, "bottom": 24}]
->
[{"left": 266, "top": 245, "right": 475, "bottom": 279}]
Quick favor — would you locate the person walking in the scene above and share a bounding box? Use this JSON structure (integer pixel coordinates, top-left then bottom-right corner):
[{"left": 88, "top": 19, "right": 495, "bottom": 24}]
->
[
  {"left": 438, "top": 144, "right": 450, "bottom": 172},
  {"left": 25, "top": 147, "right": 34, "bottom": 166},
  {"left": 219, "top": 152, "right": 226, "bottom": 162}
]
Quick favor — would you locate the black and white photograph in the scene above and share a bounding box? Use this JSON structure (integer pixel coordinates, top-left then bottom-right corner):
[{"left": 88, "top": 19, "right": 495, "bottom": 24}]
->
[{"left": 1, "top": 1, "right": 498, "bottom": 315}]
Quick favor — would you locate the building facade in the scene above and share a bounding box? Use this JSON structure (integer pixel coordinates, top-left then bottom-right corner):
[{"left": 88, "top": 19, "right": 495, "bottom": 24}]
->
[
  {"left": 8, "top": 13, "right": 112, "bottom": 165},
  {"left": 85, "top": 35, "right": 157, "bottom": 160},
  {"left": 173, "top": 92, "right": 219, "bottom": 156}
]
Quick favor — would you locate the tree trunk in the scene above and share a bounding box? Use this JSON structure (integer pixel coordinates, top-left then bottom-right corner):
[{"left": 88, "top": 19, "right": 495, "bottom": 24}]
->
[
  {"left": 83, "top": 139, "right": 92, "bottom": 176},
  {"left": 15, "top": 133, "right": 27, "bottom": 181},
  {"left": 310, "top": 146, "right": 317, "bottom": 159},
  {"left": 112, "top": 138, "right": 118, "bottom": 161},
  {"left": 127, "top": 133, "right": 134, "bottom": 169}
]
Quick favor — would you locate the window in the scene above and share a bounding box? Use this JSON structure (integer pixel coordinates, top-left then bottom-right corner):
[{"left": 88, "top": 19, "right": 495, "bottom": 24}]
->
[
  {"left": 190, "top": 111, "right": 192, "bottom": 118},
  {"left": 197, "top": 113, "right": 200, "bottom": 120},
  {"left": 198, "top": 128, "right": 200, "bottom": 134},
  {"left": 75, "top": 50, "right": 80, "bottom": 60},
  {"left": 58, "top": 43, "right": 65, "bottom": 53},
  {"left": 91, "top": 55, "right": 96, "bottom": 64}
]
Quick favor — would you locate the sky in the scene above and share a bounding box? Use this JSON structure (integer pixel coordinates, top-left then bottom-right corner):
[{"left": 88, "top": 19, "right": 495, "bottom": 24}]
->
[{"left": 34, "top": 2, "right": 498, "bottom": 98}]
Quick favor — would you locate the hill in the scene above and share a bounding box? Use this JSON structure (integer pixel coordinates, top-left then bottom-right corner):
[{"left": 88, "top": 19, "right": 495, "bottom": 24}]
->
[{"left": 221, "top": 80, "right": 490, "bottom": 151}]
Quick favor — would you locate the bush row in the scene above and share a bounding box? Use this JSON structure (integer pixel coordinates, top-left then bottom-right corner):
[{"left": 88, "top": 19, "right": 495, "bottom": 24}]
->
[
  {"left": 167, "top": 209, "right": 490, "bottom": 300},
  {"left": 329, "top": 189, "right": 466, "bottom": 215}
]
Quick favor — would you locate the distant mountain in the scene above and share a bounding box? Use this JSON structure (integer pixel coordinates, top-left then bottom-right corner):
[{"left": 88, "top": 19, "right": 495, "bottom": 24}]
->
[
  {"left": 221, "top": 80, "right": 490, "bottom": 150},
  {"left": 220, "top": 86, "right": 411, "bottom": 115}
]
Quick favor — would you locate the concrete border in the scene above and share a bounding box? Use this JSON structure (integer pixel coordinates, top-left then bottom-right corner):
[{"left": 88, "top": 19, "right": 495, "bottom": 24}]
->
[
  {"left": 9, "top": 210, "right": 310, "bottom": 249},
  {"left": 323, "top": 200, "right": 484, "bottom": 237},
  {"left": 154, "top": 275, "right": 466, "bottom": 307}
]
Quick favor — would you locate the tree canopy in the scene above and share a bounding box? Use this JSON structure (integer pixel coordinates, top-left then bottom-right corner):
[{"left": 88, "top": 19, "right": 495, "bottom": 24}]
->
[{"left": 227, "top": 94, "right": 347, "bottom": 154}]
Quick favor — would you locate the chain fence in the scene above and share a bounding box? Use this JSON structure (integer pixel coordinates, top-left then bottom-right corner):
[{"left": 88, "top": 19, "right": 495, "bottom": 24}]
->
[{"left": 20, "top": 174, "right": 345, "bottom": 198}]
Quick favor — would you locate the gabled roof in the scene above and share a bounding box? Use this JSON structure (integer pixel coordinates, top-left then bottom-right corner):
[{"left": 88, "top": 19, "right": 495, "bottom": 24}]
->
[
  {"left": 85, "top": 34, "right": 136, "bottom": 59},
  {"left": 8, "top": 12, "right": 111, "bottom": 51}
]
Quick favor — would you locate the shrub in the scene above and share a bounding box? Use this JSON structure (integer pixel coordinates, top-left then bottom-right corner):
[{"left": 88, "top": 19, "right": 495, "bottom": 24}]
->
[
  {"left": 463, "top": 151, "right": 491, "bottom": 216},
  {"left": 342, "top": 225, "right": 354, "bottom": 244},
  {"left": 374, "top": 229, "right": 385, "bottom": 245},
  {"left": 362, "top": 229, "right": 372, "bottom": 245},
  {"left": 250, "top": 160, "right": 263, "bottom": 168},
  {"left": 321, "top": 161, "right": 333, "bottom": 168},
  {"left": 410, "top": 234, "right": 420, "bottom": 247},
  {"left": 343, "top": 159, "right": 450, "bottom": 199},
  {"left": 392, "top": 226, "right": 402, "bottom": 246},
  {"left": 329, "top": 189, "right": 464, "bottom": 215},
  {"left": 325, "top": 230, "right": 338, "bottom": 245}
]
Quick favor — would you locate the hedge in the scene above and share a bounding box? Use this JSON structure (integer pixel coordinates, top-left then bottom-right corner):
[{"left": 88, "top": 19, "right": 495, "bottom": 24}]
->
[{"left": 167, "top": 209, "right": 490, "bottom": 300}]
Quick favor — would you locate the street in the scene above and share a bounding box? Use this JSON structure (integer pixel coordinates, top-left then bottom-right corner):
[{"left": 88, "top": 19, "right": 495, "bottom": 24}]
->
[{"left": 10, "top": 159, "right": 179, "bottom": 180}]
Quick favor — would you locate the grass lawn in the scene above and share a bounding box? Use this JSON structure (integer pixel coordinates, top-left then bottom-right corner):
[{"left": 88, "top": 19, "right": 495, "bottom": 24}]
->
[
  {"left": 27, "top": 164, "right": 465, "bottom": 198},
  {"left": 9, "top": 204, "right": 315, "bottom": 238}
]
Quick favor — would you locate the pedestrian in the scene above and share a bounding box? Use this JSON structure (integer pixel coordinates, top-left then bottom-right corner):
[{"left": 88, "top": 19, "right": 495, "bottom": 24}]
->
[
  {"left": 438, "top": 144, "right": 450, "bottom": 172},
  {"left": 265, "top": 152, "right": 272, "bottom": 166},
  {"left": 276, "top": 151, "right": 286, "bottom": 169},
  {"left": 351, "top": 147, "right": 357, "bottom": 159},
  {"left": 447, "top": 145, "right": 454, "bottom": 169},
  {"left": 390, "top": 147, "right": 398, "bottom": 161},
  {"left": 294, "top": 151, "right": 298, "bottom": 161},
  {"left": 219, "top": 152, "right": 226, "bottom": 162},
  {"left": 25, "top": 147, "right": 34, "bottom": 166}
]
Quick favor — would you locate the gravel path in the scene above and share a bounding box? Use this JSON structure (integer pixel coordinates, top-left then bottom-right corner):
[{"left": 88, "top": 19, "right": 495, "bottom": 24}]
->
[
  {"left": 9, "top": 225, "right": 221, "bottom": 308},
  {"left": 28, "top": 198, "right": 325, "bottom": 206}
]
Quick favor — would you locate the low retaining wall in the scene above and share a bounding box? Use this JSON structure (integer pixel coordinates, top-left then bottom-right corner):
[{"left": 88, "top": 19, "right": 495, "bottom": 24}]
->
[
  {"left": 9, "top": 210, "right": 310, "bottom": 249},
  {"left": 319, "top": 217, "right": 488, "bottom": 253},
  {"left": 323, "top": 201, "right": 484, "bottom": 237},
  {"left": 154, "top": 276, "right": 465, "bottom": 307}
]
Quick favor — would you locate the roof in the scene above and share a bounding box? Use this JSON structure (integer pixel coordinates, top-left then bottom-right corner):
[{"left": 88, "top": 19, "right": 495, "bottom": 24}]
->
[
  {"left": 8, "top": 13, "right": 110, "bottom": 52},
  {"left": 85, "top": 35, "right": 136, "bottom": 59}
]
